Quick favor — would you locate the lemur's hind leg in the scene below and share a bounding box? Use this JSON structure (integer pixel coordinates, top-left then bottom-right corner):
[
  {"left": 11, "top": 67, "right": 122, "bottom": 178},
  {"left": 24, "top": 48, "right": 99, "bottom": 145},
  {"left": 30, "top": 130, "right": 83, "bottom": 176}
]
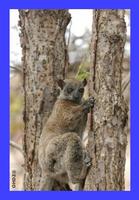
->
[
  {"left": 39, "top": 172, "right": 54, "bottom": 191},
  {"left": 66, "top": 142, "right": 92, "bottom": 191}
]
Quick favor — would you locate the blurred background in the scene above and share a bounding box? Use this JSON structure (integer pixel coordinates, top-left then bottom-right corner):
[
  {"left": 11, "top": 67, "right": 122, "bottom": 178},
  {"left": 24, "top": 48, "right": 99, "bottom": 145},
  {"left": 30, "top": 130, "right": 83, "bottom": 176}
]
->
[{"left": 10, "top": 9, "right": 130, "bottom": 190}]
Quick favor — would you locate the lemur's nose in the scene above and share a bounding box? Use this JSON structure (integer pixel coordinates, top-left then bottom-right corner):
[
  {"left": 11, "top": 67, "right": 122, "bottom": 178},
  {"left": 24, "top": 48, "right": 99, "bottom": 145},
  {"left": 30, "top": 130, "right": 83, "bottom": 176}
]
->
[{"left": 74, "top": 93, "right": 79, "bottom": 99}]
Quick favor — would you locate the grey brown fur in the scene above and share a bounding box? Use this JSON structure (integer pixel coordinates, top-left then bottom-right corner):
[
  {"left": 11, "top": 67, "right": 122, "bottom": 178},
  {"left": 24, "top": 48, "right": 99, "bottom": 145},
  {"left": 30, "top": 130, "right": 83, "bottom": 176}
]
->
[{"left": 38, "top": 79, "right": 95, "bottom": 190}]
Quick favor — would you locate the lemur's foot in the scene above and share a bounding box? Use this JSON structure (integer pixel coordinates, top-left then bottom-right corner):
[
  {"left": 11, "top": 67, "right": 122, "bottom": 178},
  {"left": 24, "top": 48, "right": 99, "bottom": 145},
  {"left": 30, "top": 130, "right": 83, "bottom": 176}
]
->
[{"left": 83, "top": 151, "right": 92, "bottom": 167}]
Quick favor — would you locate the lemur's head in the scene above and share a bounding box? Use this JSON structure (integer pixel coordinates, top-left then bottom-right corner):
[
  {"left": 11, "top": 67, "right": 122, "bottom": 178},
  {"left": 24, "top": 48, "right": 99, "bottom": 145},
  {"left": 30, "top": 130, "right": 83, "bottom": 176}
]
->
[{"left": 57, "top": 78, "right": 87, "bottom": 103}]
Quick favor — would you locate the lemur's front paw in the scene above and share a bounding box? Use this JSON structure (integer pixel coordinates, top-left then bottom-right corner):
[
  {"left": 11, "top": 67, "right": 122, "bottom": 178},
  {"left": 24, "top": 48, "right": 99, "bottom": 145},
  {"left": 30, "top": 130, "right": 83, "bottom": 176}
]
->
[
  {"left": 88, "top": 96, "right": 95, "bottom": 108},
  {"left": 82, "top": 96, "right": 95, "bottom": 113}
]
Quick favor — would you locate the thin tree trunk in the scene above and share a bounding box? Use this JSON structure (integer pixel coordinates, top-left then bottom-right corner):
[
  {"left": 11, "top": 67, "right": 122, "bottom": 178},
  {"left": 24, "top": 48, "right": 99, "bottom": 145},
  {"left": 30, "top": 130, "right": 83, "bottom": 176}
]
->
[
  {"left": 19, "top": 10, "right": 71, "bottom": 191},
  {"left": 84, "top": 10, "right": 128, "bottom": 191}
]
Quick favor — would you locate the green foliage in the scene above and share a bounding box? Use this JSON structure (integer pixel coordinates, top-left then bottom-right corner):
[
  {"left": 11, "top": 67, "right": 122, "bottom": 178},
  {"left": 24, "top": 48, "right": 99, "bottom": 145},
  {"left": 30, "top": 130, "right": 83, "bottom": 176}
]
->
[{"left": 76, "top": 63, "right": 90, "bottom": 81}]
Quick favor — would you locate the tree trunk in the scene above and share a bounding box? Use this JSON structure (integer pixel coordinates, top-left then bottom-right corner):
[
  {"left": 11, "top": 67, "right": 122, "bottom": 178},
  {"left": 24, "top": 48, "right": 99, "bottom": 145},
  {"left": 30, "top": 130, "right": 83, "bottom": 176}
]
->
[
  {"left": 84, "top": 10, "right": 128, "bottom": 191},
  {"left": 19, "top": 10, "right": 71, "bottom": 191}
]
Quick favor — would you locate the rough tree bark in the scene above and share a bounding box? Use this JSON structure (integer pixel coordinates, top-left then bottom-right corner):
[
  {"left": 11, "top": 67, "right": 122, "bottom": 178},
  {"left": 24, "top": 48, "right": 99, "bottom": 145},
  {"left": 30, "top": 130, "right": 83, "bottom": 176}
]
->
[
  {"left": 84, "top": 10, "right": 128, "bottom": 190},
  {"left": 19, "top": 10, "right": 71, "bottom": 191}
]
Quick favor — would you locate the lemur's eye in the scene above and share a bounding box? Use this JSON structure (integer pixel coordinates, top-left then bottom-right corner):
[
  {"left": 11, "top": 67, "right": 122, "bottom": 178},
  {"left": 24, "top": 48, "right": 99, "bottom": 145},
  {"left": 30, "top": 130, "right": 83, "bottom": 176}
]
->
[
  {"left": 79, "top": 88, "right": 84, "bottom": 93},
  {"left": 67, "top": 87, "right": 73, "bottom": 93}
]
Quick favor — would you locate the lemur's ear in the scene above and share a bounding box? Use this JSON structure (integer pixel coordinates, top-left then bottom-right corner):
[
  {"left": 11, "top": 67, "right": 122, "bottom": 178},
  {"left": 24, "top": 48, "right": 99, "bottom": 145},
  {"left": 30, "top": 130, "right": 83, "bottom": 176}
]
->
[
  {"left": 57, "top": 79, "right": 65, "bottom": 89},
  {"left": 82, "top": 78, "right": 87, "bottom": 87}
]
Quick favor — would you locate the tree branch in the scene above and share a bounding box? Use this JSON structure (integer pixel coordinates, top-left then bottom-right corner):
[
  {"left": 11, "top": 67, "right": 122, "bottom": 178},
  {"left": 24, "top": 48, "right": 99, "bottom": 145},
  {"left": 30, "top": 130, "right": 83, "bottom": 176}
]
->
[{"left": 10, "top": 140, "right": 23, "bottom": 154}]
